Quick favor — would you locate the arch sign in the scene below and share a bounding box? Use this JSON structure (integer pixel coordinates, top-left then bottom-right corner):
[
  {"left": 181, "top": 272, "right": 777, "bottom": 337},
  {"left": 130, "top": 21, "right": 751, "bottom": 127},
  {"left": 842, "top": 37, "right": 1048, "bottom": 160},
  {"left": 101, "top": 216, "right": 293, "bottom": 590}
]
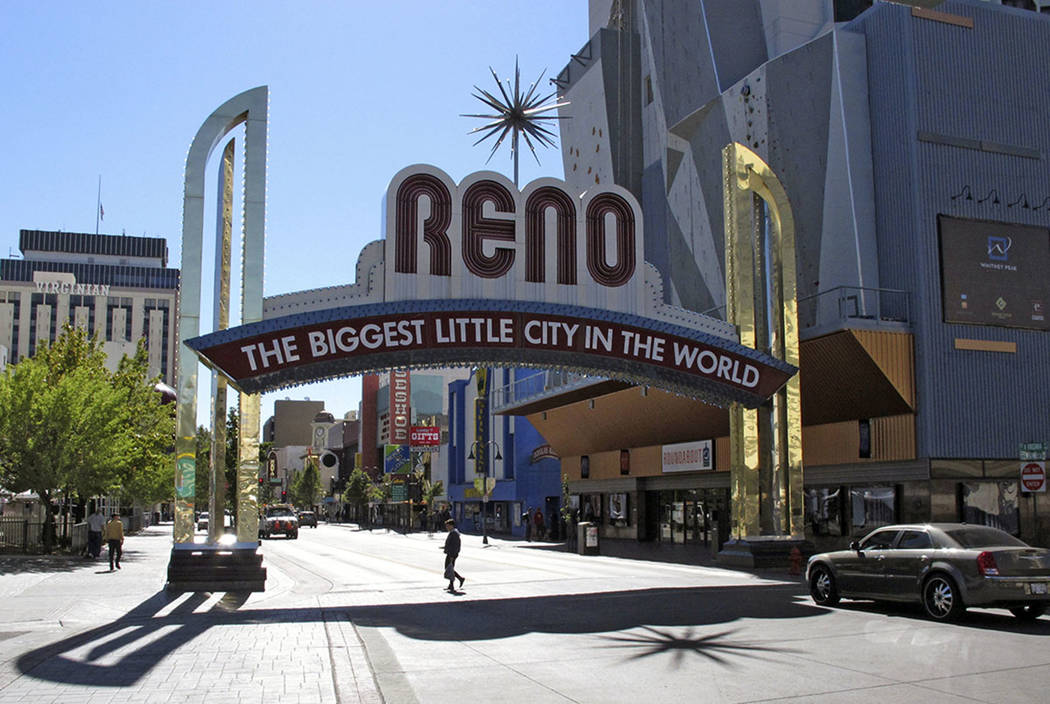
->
[{"left": 186, "top": 165, "right": 795, "bottom": 408}]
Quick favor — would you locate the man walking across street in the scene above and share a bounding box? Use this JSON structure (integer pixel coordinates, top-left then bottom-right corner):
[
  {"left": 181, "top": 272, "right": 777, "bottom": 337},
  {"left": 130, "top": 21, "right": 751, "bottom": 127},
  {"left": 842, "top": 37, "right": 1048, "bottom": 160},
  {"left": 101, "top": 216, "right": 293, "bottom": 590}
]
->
[
  {"left": 103, "top": 513, "right": 124, "bottom": 571},
  {"left": 442, "top": 518, "right": 464, "bottom": 592},
  {"left": 85, "top": 505, "right": 105, "bottom": 559}
]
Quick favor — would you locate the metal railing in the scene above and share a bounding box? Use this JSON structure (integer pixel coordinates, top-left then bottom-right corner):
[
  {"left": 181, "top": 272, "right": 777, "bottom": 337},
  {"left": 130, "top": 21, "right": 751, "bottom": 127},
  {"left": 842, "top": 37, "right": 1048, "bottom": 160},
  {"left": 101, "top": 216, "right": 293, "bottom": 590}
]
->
[
  {"left": 0, "top": 516, "right": 87, "bottom": 553},
  {"left": 491, "top": 370, "right": 607, "bottom": 412},
  {"left": 0, "top": 515, "right": 147, "bottom": 554},
  {"left": 797, "top": 286, "right": 910, "bottom": 333}
]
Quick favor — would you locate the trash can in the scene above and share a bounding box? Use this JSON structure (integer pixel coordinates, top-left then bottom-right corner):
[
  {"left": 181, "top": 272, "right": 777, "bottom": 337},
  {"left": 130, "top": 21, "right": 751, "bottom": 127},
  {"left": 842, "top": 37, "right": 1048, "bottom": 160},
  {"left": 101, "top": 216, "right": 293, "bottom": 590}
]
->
[{"left": 577, "top": 521, "right": 599, "bottom": 555}]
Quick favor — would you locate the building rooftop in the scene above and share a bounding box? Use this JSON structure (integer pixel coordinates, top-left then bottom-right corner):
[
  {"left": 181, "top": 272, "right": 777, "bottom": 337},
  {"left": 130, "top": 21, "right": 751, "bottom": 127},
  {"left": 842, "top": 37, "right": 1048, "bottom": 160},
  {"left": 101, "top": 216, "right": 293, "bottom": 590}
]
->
[{"left": 19, "top": 230, "right": 168, "bottom": 266}]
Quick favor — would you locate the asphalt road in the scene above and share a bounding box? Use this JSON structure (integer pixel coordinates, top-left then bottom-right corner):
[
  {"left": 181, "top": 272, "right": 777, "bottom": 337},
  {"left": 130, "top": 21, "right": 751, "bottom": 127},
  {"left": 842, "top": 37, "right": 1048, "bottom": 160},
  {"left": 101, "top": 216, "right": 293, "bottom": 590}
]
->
[{"left": 2, "top": 522, "right": 1050, "bottom": 703}]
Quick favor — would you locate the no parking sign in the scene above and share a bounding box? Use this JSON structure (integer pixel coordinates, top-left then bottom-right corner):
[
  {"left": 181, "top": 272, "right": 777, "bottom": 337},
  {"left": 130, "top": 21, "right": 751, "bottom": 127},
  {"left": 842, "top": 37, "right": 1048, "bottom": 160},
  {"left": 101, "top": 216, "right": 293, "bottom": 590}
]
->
[{"left": 1021, "top": 462, "right": 1046, "bottom": 493}]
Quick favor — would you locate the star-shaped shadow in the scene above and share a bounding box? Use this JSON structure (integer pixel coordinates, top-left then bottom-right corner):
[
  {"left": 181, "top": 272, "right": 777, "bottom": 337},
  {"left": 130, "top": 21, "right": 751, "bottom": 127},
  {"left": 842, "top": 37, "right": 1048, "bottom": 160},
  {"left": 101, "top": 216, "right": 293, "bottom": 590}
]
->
[{"left": 600, "top": 626, "right": 797, "bottom": 667}]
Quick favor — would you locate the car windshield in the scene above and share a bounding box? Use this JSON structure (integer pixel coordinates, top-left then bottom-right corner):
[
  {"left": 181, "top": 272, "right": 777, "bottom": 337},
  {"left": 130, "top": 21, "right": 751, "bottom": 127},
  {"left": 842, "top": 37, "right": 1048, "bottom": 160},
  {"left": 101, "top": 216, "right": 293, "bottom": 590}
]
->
[{"left": 944, "top": 526, "right": 1028, "bottom": 548}]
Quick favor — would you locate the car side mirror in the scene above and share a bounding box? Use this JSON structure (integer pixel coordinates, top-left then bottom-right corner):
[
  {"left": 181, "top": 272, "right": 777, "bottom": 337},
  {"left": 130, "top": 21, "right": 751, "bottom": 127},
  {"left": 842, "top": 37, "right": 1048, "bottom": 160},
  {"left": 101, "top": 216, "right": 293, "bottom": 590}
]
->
[{"left": 849, "top": 541, "right": 860, "bottom": 552}]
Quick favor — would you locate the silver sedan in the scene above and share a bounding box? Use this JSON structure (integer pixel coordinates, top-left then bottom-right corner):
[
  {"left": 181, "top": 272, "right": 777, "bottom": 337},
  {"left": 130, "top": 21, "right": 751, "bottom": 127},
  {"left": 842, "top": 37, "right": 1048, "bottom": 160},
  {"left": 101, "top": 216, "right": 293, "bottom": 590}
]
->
[{"left": 806, "top": 523, "right": 1050, "bottom": 621}]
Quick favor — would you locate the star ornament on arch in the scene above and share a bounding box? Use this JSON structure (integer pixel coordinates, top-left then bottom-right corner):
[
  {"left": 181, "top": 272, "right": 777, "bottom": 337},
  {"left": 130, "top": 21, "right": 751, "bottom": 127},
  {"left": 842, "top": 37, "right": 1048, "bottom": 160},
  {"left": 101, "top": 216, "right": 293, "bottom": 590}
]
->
[{"left": 462, "top": 57, "right": 570, "bottom": 180}]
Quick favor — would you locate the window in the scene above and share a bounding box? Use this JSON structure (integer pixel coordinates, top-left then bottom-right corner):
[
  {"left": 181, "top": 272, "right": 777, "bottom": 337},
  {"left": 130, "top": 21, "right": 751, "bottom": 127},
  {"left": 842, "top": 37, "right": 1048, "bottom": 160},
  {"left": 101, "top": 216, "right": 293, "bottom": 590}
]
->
[
  {"left": 897, "top": 530, "right": 932, "bottom": 550},
  {"left": 580, "top": 455, "right": 589, "bottom": 479},
  {"left": 945, "top": 526, "right": 1028, "bottom": 549},
  {"left": 805, "top": 487, "right": 844, "bottom": 536},
  {"left": 961, "top": 481, "right": 1019, "bottom": 535},
  {"left": 609, "top": 493, "right": 628, "bottom": 526},
  {"left": 850, "top": 486, "right": 896, "bottom": 535},
  {"left": 860, "top": 529, "right": 899, "bottom": 550}
]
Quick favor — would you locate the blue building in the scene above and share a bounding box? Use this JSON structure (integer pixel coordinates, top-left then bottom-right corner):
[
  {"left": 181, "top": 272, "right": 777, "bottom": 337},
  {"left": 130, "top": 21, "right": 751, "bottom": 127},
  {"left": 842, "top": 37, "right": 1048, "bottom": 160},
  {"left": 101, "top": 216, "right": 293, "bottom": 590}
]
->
[{"left": 446, "top": 368, "right": 564, "bottom": 539}]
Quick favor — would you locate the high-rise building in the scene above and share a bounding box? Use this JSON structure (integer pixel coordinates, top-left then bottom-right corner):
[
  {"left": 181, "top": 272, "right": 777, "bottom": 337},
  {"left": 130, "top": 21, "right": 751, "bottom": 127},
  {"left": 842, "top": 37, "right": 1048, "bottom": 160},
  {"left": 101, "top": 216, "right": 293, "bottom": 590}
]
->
[
  {"left": 515, "top": 0, "right": 1050, "bottom": 555},
  {"left": 0, "top": 229, "right": 179, "bottom": 383}
]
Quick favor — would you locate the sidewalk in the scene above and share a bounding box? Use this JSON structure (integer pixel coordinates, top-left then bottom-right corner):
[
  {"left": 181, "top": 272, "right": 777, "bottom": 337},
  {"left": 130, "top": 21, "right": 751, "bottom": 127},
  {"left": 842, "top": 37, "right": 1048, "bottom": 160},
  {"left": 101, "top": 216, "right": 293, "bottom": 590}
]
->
[{"left": 0, "top": 523, "right": 380, "bottom": 704}]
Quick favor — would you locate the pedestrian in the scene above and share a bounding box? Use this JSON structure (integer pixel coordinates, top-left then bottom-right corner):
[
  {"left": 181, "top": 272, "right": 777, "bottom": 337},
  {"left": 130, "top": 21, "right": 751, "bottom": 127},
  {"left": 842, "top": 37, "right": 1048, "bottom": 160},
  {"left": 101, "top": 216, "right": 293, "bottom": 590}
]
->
[
  {"left": 534, "top": 508, "right": 545, "bottom": 540},
  {"left": 523, "top": 507, "right": 532, "bottom": 541},
  {"left": 442, "top": 518, "right": 464, "bottom": 592},
  {"left": 85, "top": 505, "right": 105, "bottom": 559},
  {"left": 103, "top": 513, "right": 124, "bottom": 571}
]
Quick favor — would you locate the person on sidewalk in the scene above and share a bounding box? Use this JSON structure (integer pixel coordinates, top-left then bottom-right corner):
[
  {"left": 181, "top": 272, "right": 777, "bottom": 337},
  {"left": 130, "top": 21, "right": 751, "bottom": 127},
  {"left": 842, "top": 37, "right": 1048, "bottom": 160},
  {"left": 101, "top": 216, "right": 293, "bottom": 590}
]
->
[
  {"left": 85, "top": 506, "right": 105, "bottom": 559},
  {"left": 442, "top": 518, "right": 464, "bottom": 592},
  {"left": 103, "top": 513, "right": 124, "bottom": 571}
]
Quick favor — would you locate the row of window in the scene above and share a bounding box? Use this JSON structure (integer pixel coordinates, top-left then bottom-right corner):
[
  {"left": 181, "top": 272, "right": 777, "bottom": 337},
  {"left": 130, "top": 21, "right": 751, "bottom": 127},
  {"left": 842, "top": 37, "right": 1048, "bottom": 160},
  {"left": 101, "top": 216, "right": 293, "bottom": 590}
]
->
[{"left": 805, "top": 481, "right": 1020, "bottom": 538}]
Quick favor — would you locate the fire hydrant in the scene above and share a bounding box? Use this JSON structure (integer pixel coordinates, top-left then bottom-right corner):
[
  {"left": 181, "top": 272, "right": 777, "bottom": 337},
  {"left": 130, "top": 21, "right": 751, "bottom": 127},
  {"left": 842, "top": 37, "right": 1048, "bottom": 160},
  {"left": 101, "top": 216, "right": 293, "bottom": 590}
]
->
[{"left": 789, "top": 546, "right": 803, "bottom": 576}]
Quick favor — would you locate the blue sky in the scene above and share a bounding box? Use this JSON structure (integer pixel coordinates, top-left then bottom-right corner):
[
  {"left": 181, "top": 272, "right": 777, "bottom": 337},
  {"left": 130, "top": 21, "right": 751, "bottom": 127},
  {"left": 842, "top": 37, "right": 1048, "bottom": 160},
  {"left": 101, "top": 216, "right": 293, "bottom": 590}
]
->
[{"left": 0, "top": 1, "right": 588, "bottom": 423}]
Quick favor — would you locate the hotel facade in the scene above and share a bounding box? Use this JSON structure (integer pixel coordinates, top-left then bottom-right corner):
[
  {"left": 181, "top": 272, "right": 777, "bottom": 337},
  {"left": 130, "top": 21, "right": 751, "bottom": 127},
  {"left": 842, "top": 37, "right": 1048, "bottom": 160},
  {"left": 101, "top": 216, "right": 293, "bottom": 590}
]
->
[{"left": 0, "top": 229, "right": 179, "bottom": 384}]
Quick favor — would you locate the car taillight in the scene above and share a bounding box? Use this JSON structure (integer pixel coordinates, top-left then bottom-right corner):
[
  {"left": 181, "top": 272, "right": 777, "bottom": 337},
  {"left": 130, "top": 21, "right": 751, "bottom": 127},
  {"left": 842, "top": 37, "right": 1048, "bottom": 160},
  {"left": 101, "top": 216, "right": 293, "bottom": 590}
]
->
[{"left": 977, "top": 551, "right": 999, "bottom": 576}]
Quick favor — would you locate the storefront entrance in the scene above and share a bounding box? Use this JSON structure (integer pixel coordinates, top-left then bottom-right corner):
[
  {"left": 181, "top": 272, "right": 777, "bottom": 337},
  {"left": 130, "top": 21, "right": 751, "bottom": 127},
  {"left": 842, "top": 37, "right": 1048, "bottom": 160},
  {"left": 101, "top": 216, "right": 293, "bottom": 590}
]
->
[{"left": 645, "top": 488, "right": 729, "bottom": 551}]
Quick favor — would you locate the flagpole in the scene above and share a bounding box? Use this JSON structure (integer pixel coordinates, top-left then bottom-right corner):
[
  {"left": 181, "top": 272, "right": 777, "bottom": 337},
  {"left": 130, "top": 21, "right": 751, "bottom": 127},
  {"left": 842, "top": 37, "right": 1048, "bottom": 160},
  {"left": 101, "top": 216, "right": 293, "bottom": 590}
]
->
[{"left": 95, "top": 176, "right": 101, "bottom": 235}]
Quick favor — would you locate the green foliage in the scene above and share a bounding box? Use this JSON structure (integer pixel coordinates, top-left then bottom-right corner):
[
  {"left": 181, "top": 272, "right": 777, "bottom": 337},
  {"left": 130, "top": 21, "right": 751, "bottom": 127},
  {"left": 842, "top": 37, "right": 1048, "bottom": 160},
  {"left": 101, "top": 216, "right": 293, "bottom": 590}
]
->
[
  {"left": 370, "top": 473, "right": 392, "bottom": 503},
  {"left": 342, "top": 468, "right": 373, "bottom": 508},
  {"left": 111, "top": 340, "right": 175, "bottom": 506},
  {"left": 417, "top": 470, "right": 444, "bottom": 516},
  {"left": 194, "top": 425, "right": 211, "bottom": 509},
  {"left": 193, "top": 407, "right": 241, "bottom": 510},
  {"left": 0, "top": 326, "right": 173, "bottom": 550},
  {"left": 290, "top": 455, "right": 323, "bottom": 509},
  {"left": 560, "top": 473, "right": 573, "bottom": 522}
]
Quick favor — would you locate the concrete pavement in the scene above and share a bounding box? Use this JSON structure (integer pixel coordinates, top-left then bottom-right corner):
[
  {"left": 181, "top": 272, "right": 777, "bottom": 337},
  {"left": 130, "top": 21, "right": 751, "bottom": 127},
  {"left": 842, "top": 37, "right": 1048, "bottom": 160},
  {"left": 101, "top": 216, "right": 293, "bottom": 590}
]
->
[
  {"left": 3, "top": 523, "right": 1050, "bottom": 703},
  {"left": 0, "top": 523, "right": 793, "bottom": 703},
  {"left": 0, "top": 523, "right": 381, "bottom": 704}
]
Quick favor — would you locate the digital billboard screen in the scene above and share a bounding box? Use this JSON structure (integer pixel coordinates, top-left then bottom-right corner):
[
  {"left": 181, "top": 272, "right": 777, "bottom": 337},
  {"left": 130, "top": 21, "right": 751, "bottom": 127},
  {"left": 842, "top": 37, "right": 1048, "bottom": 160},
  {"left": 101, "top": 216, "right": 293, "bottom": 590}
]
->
[{"left": 939, "top": 215, "right": 1050, "bottom": 331}]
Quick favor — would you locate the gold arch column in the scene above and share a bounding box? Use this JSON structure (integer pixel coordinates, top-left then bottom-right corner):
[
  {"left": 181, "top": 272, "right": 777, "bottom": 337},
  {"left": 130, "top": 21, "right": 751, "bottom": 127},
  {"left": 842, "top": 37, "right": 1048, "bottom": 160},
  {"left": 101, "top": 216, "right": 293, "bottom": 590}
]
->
[
  {"left": 722, "top": 142, "right": 804, "bottom": 546},
  {"left": 168, "top": 87, "right": 267, "bottom": 592}
]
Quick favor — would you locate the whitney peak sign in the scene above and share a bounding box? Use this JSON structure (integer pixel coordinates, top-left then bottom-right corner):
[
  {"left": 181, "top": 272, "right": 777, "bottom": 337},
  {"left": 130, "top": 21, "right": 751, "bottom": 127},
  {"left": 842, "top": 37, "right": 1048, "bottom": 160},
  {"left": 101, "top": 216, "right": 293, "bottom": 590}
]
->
[{"left": 186, "top": 165, "right": 795, "bottom": 407}]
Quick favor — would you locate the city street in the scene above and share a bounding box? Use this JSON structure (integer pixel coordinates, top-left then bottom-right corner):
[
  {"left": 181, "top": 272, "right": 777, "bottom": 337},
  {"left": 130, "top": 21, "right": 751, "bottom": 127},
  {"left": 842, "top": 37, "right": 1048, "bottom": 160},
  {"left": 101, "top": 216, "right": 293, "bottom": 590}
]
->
[{"left": 2, "top": 522, "right": 1050, "bottom": 703}]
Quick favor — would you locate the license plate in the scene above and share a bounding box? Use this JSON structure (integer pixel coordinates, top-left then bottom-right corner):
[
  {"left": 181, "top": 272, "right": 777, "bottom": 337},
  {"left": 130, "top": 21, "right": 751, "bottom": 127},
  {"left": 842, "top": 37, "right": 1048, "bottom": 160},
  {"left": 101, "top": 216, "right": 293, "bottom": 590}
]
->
[{"left": 1031, "top": 582, "right": 1048, "bottom": 595}]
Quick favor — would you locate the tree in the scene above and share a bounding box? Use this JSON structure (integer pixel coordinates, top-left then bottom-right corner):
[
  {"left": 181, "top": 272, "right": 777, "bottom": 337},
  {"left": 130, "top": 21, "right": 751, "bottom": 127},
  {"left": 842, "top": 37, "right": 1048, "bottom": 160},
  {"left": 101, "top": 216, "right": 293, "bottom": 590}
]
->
[
  {"left": 194, "top": 425, "right": 211, "bottom": 510},
  {"left": 417, "top": 471, "right": 445, "bottom": 532},
  {"left": 110, "top": 340, "right": 175, "bottom": 507},
  {"left": 291, "top": 455, "right": 322, "bottom": 509},
  {"left": 193, "top": 407, "right": 241, "bottom": 511},
  {"left": 342, "top": 468, "right": 373, "bottom": 523},
  {"left": 0, "top": 326, "right": 128, "bottom": 551}
]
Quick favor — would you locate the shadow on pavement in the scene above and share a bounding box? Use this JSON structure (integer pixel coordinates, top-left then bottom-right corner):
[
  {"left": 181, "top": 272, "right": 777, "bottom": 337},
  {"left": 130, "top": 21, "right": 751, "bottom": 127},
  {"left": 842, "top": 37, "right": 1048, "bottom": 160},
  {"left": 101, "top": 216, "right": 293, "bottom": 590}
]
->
[
  {"left": 0, "top": 555, "right": 86, "bottom": 574},
  {"left": 833, "top": 599, "right": 1050, "bottom": 634},
  {"left": 17, "top": 583, "right": 1048, "bottom": 688},
  {"left": 16, "top": 584, "right": 811, "bottom": 687}
]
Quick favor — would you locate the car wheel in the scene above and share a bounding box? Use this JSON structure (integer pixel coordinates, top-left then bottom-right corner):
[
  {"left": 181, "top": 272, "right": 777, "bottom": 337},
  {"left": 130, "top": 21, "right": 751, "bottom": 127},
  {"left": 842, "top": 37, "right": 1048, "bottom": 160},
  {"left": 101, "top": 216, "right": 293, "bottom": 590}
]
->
[
  {"left": 809, "top": 564, "right": 840, "bottom": 606},
  {"left": 289, "top": 532, "right": 298, "bottom": 540},
  {"left": 923, "top": 574, "right": 965, "bottom": 621},
  {"left": 1009, "top": 603, "right": 1046, "bottom": 621}
]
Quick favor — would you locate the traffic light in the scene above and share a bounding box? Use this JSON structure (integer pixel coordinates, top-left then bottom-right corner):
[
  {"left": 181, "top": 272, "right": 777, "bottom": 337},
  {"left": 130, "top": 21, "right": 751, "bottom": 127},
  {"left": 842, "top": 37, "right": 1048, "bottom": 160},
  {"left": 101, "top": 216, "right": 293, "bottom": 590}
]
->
[
  {"left": 258, "top": 477, "right": 264, "bottom": 485},
  {"left": 281, "top": 490, "right": 287, "bottom": 501}
]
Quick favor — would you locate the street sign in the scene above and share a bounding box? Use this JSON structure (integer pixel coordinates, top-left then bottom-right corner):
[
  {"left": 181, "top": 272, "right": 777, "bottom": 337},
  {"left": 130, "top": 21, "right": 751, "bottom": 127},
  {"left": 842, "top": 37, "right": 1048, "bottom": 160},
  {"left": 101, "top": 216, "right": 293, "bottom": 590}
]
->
[
  {"left": 410, "top": 426, "right": 441, "bottom": 446},
  {"left": 1021, "top": 462, "right": 1046, "bottom": 493},
  {"left": 1020, "top": 442, "right": 1047, "bottom": 461}
]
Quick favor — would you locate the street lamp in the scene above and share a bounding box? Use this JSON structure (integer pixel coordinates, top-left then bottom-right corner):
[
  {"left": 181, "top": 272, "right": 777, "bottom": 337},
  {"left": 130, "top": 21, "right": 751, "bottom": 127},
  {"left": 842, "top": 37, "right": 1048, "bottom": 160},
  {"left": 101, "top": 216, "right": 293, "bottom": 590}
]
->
[{"left": 467, "top": 440, "right": 501, "bottom": 545}]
